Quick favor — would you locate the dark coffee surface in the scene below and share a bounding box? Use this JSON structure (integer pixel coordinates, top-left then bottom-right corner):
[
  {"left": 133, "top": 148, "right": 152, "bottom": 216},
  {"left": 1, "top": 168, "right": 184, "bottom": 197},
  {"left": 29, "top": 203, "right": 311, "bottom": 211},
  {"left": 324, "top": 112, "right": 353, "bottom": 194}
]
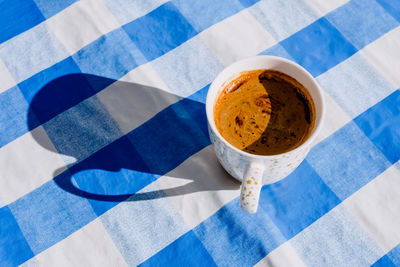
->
[{"left": 214, "top": 69, "right": 315, "bottom": 155}]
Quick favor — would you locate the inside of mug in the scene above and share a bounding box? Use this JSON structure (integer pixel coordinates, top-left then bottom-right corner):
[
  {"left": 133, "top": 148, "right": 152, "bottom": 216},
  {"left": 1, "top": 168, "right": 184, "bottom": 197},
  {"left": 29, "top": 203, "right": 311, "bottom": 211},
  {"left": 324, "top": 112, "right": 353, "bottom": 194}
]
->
[{"left": 207, "top": 56, "right": 324, "bottom": 157}]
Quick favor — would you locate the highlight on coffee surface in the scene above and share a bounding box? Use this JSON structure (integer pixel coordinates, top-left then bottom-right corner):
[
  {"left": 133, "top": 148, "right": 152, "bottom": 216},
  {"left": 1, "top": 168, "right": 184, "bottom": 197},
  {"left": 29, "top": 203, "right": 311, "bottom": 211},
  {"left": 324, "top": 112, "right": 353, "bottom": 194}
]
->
[{"left": 214, "top": 69, "right": 315, "bottom": 155}]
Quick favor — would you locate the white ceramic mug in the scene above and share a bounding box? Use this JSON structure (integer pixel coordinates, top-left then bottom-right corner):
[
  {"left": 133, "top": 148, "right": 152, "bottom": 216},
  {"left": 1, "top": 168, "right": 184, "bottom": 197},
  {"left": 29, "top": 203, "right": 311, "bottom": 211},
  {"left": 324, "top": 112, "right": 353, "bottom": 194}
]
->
[{"left": 206, "top": 56, "right": 325, "bottom": 213}]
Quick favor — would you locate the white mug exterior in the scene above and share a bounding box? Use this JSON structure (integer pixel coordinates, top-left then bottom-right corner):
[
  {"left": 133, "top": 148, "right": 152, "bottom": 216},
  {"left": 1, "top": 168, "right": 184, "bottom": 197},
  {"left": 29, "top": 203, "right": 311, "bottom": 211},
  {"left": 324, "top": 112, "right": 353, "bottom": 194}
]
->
[{"left": 206, "top": 56, "right": 325, "bottom": 213}]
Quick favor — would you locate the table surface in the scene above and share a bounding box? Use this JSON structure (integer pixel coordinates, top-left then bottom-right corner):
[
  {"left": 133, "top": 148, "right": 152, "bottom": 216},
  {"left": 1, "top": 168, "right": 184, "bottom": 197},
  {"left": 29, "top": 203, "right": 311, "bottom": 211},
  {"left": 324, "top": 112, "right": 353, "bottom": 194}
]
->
[{"left": 1, "top": 0, "right": 399, "bottom": 266}]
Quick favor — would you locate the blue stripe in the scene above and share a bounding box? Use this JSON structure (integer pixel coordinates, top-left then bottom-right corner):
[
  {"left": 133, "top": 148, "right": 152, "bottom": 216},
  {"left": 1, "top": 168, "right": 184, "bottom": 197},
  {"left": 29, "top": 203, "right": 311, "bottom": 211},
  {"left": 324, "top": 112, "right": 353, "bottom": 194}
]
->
[
  {"left": 139, "top": 231, "right": 217, "bottom": 267},
  {"left": 238, "top": 0, "right": 260, "bottom": 8},
  {"left": 149, "top": 161, "right": 338, "bottom": 267},
  {"left": 281, "top": 17, "right": 357, "bottom": 77},
  {"left": 2, "top": 1, "right": 399, "bottom": 264},
  {"left": 141, "top": 89, "right": 398, "bottom": 266},
  {"left": 193, "top": 198, "right": 286, "bottom": 266},
  {"left": 0, "top": 86, "right": 33, "bottom": 147},
  {"left": 315, "top": 52, "right": 394, "bottom": 118},
  {"left": 386, "top": 243, "right": 400, "bottom": 266},
  {"left": 0, "top": 21, "right": 69, "bottom": 83},
  {"left": 0, "top": 0, "right": 44, "bottom": 44},
  {"left": 291, "top": 205, "right": 382, "bottom": 267},
  {"left": 123, "top": 2, "right": 198, "bottom": 61},
  {"left": 371, "top": 255, "right": 396, "bottom": 267},
  {"left": 32, "top": 0, "right": 77, "bottom": 18},
  {"left": 127, "top": 98, "right": 209, "bottom": 174},
  {"left": 0, "top": 0, "right": 249, "bottom": 149},
  {"left": 261, "top": 161, "right": 341, "bottom": 238},
  {"left": 173, "top": 0, "right": 244, "bottom": 32},
  {"left": 0, "top": 206, "right": 34, "bottom": 267},
  {"left": 69, "top": 135, "right": 155, "bottom": 216},
  {"left": 261, "top": 43, "right": 295, "bottom": 61},
  {"left": 307, "top": 121, "right": 392, "bottom": 200},
  {"left": 9, "top": 171, "right": 98, "bottom": 255},
  {"left": 146, "top": 196, "right": 285, "bottom": 267},
  {"left": 19, "top": 57, "right": 82, "bottom": 106},
  {"left": 5, "top": 85, "right": 209, "bottom": 258},
  {"left": 0, "top": 0, "right": 397, "bottom": 150},
  {"left": 325, "top": 0, "right": 399, "bottom": 50},
  {"left": 371, "top": 243, "right": 400, "bottom": 267},
  {"left": 0, "top": 0, "right": 77, "bottom": 44},
  {"left": 70, "top": 95, "right": 209, "bottom": 216},
  {"left": 186, "top": 84, "right": 210, "bottom": 104},
  {"left": 42, "top": 92, "right": 123, "bottom": 164},
  {"left": 72, "top": 28, "right": 147, "bottom": 82},
  {"left": 377, "top": 0, "right": 400, "bottom": 22},
  {"left": 20, "top": 59, "right": 95, "bottom": 128},
  {"left": 355, "top": 90, "right": 400, "bottom": 164}
]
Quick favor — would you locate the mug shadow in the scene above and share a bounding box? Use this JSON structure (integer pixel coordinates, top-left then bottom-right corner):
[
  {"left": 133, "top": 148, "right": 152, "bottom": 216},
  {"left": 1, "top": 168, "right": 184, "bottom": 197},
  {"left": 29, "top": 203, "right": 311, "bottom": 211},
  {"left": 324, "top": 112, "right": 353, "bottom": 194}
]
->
[{"left": 27, "top": 73, "right": 239, "bottom": 204}]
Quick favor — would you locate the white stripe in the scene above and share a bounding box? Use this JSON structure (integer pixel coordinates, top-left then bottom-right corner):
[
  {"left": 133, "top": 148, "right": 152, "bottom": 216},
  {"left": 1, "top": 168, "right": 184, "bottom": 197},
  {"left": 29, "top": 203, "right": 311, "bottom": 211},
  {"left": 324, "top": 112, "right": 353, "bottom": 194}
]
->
[
  {"left": 98, "top": 145, "right": 240, "bottom": 265},
  {"left": 119, "top": 61, "right": 170, "bottom": 91},
  {"left": 0, "top": 32, "right": 209, "bottom": 207},
  {"left": 0, "top": 58, "right": 175, "bottom": 206},
  {"left": 0, "top": 58, "right": 16, "bottom": 94},
  {"left": 196, "top": 0, "right": 351, "bottom": 148},
  {"left": 309, "top": 27, "right": 400, "bottom": 146},
  {"left": 158, "top": 146, "right": 240, "bottom": 229},
  {"left": 199, "top": 9, "right": 276, "bottom": 67},
  {"left": 290, "top": 205, "right": 382, "bottom": 267},
  {"left": 17, "top": 148, "right": 227, "bottom": 267},
  {"left": 304, "top": 0, "right": 350, "bottom": 17},
  {"left": 0, "top": 2, "right": 213, "bottom": 207},
  {"left": 23, "top": 219, "right": 128, "bottom": 267},
  {"left": 99, "top": 180, "right": 189, "bottom": 266},
  {"left": 254, "top": 242, "right": 307, "bottom": 267},
  {"left": 310, "top": 30, "right": 398, "bottom": 145},
  {"left": 150, "top": 35, "right": 224, "bottom": 98},
  {"left": 343, "top": 164, "right": 400, "bottom": 253},
  {"left": 16, "top": 146, "right": 223, "bottom": 267},
  {"left": 361, "top": 26, "right": 400, "bottom": 88},
  {"left": 1, "top": 0, "right": 395, "bottom": 214},
  {"left": 0, "top": 0, "right": 167, "bottom": 92},
  {"left": 312, "top": 90, "right": 351, "bottom": 146},
  {"left": 0, "top": 5, "right": 264, "bottom": 208},
  {"left": 0, "top": 126, "right": 67, "bottom": 206},
  {"left": 0, "top": 195, "right": 4, "bottom": 209},
  {"left": 256, "top": 165, "right": 400, "bottom": 267},
  {"left": 316, "top": 49, "right": 397, "bottom": 118},
  {"left": 99, "top": 62, "right": 176, "bottom": 135},
  {"left": 248, "top": 0, "right": 320, "bottom": 42},
  {"left": 101, "top": 0, "right": 169, "bottom": 26},
  {"left": 0, "top": 22, "right": 69, "bottom": 84},
  {"left": 46, "top": 0, "right": 121, "bottom": 56},
  {"left": 20, "top": 258, "right": 38, "bottom": 267}
]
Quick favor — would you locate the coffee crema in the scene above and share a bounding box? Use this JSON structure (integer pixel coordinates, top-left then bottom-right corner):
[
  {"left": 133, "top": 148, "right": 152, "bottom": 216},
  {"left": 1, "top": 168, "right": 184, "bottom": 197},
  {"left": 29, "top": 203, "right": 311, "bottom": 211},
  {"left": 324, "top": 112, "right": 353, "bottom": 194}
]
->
[{"left": 214, "top": 69, "right": 315, "bottom": 155}]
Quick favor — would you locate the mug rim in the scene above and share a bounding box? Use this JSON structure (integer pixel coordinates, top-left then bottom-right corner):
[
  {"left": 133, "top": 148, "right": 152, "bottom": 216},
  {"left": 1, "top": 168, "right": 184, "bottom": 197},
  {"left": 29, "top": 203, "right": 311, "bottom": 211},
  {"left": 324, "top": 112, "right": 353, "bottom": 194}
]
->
[{"left": 206, "top": 55, "right": 325, "bottom": 159}]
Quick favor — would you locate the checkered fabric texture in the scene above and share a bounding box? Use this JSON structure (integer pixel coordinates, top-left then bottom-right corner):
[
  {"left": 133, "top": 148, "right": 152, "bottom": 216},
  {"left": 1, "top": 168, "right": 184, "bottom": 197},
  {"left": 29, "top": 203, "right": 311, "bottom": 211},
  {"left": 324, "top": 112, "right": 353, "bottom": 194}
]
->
[{"left": 0, "top": 0, "right": 399, "bottom": 266}]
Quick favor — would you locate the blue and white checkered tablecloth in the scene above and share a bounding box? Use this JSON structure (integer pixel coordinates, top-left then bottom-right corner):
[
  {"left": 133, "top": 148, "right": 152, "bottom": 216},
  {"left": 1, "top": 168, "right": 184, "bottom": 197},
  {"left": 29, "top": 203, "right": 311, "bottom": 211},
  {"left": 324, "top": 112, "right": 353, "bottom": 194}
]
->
[{"left": 1, "top": 0, "right": 399, "bottom": 266}]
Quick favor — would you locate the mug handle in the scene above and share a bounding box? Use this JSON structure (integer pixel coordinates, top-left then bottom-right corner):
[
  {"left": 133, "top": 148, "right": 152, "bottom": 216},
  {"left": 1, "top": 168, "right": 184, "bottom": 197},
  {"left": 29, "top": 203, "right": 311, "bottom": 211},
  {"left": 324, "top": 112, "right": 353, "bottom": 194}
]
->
[{"left": 240, "top": 162, "right": 265, "bottom": 213}]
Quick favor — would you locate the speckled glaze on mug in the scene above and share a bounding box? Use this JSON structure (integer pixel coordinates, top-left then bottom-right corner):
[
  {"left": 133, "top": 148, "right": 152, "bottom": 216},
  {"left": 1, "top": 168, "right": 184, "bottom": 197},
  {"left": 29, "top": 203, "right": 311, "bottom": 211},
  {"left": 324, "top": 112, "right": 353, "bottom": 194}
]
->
[{"left": 206, "top": 56, "right": 325, "bottom": 213}]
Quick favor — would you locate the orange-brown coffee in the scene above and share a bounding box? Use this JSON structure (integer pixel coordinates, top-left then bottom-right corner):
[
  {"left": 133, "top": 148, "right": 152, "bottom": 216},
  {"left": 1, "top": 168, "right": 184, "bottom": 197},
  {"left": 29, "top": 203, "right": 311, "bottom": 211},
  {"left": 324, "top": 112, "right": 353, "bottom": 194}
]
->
[{"left": 214, "top": 69, "right": 315, "bottom": 155}]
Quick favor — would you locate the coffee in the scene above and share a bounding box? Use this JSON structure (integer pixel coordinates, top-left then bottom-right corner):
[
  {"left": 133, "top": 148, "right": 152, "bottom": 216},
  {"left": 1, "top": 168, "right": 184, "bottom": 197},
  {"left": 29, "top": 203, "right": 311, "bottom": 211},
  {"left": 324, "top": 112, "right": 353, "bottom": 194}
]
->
[{"left": 214, "top": 69, "right": 315, "bottom": 155}]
